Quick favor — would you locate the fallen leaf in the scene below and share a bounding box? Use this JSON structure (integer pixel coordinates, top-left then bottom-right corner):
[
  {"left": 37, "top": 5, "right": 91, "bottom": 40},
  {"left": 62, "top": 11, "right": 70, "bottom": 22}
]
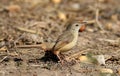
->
[
  {"left": 71, "top": 3, "right": 80, "bottom": 11},
  {"left": 58, "top": 11, "right": 67, "bottom": 21},
  {"left": 86, "top": 28, "right": 94, "bottom": 32},
  {"left": 99, "top": 68, "right": 113, "bottom": 73},
  {"left": 52, "top": 0, "right": 61, "bottom": 4},
  {"left": 5, "top": 5, "right": 21, "bottom": 12},
  {"left": 79, "top": 55, "right": 89, "bottom": 63},
  {"left": 93, "top": 55, "right": 105, "bottom": 65},
  {"left": 79, "top": 54, "right": 98, "bottom": 64},
  {"left": 105, "top": 23, "right": 112, "bottom": 30}
]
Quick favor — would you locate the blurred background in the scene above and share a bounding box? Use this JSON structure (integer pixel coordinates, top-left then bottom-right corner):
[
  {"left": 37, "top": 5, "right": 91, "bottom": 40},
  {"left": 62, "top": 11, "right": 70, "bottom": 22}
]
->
[{"left": 0, "top": 0, "right": 120, "bottom": 76}]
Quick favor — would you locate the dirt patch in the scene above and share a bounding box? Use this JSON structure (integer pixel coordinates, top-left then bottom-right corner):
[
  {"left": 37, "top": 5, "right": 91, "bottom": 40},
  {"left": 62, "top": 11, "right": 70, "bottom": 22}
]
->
[{"left": 0, "top": 0, "right": 120, "bottom": 76}]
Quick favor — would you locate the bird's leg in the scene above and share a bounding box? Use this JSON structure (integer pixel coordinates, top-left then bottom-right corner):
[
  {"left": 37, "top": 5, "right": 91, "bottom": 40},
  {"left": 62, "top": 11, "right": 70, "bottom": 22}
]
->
[
  {"left": 57, "top": 54, "right": 63, "bottom": 64},
  {"left": 53, "top": 51, "right": 63, "bottom": 64}
]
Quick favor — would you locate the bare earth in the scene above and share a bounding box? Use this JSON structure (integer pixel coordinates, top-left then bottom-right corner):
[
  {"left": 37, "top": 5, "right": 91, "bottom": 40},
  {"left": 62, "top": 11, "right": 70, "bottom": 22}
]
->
[{"left": 0, "top": 0, "right": 120, "bottom": 76}]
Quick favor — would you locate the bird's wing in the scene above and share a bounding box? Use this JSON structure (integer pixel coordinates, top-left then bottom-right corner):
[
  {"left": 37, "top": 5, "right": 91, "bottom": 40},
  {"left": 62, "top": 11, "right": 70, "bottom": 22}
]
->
[{"left": 53, "top": 31, "right": 74, "bottom": 51}]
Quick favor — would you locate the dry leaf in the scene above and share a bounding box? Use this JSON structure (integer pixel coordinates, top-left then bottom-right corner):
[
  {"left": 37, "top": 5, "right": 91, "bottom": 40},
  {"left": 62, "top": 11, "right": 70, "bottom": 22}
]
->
[
  {"left": 86, "top": 28, "right": 94, "bottom": 32},
  {"left": 71, "top": 3, "right": 80, "bottom": 11},
  {"left": 100, "top": 68, "right": 113, "bottom": 73},
  {"left": 5, "top": 5, "right": 21, "bottom": 12},
  {"left": 58, "top": 12, "right": 67, "bottom": 21},
  {"left": 52, "top": 0, "right": 61, "bottom": 4},
  {"left": 80, "top": 54, "right": 105, "bottom": 65},
  {"left": 79, "top": 56, "right": 89, "bottom": 63},
  {"left": 79, "top": 54, "right": 98, "bottom": 64},
  {"left": 105, "top": 23, "right": 112, "bottom": 30},
  {"left": 93, "top": 55, "right": 105, "bottom": 65}
]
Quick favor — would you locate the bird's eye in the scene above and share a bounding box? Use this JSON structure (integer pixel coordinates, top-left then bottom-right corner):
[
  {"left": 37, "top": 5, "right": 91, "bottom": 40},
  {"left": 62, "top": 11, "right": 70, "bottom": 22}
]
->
[{"left": 75, "top": 24, "right": 79, "bottom": 26}]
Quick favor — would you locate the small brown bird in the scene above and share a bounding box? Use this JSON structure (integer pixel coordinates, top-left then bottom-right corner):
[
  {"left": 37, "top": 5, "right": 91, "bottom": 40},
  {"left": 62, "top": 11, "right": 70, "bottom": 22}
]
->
[{"left": 52, "top": 21, "right": 86, "bottom": 62}]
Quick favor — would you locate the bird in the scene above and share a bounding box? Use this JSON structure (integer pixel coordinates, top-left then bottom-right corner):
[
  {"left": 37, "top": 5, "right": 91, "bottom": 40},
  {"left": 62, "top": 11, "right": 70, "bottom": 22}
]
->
[{"left": 51, "top": 21, "right": 86, "bottom": 62}]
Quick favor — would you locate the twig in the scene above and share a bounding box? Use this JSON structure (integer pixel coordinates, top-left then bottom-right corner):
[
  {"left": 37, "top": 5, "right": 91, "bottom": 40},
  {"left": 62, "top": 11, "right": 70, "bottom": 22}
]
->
[
  {"left": 0, "top": 56, "right": 8, "bottom": 63},
  {"left": 15, "top": 44, "right": 47, "bottom": 51},
  {"left": 16, "top": 44, "right": 43, "bottom": 48},
  {"left": 97, "top": 38, "right": 120, "bottom": 43},
  {"left": 97, "top": 38, "right": 120, "bottom": 46},
  {"left": 95, "top": 9, "right": 104, "bottom": 30},
  {"left": 28, "top": 64, "right": 41, "bottom": 67},
  {"left": 16, "top": 42, "right": 55, "bottom": 51},
  {"left": 97, "top": 38, "right": 117, "bottom": 42},
  {"left": 83, "top": 20, "right": 95, "bottom": 24},
  {"left": 66, "top": 49, "right": 90, "bottom": 60},
  {"left": 0, "top": 47, "right": 7, "bottom": 51},
  {"left": 0, "top": 53, "right": 18, "bottom": 56},
  {"left": 13, "top": 26, "right": 43, "bottom": 36}
]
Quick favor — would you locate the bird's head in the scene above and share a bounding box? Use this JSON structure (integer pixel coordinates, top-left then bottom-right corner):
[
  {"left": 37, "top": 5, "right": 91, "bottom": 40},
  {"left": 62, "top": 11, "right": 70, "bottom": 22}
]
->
[{"left": 66, "top": 21, "right": 86, "bottom": 32}]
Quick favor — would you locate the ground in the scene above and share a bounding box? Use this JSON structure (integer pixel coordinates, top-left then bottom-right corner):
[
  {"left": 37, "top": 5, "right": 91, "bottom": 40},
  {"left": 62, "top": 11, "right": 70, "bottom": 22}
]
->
[{"left": 0, "top": 0, "right": 120, "bottom": 76}]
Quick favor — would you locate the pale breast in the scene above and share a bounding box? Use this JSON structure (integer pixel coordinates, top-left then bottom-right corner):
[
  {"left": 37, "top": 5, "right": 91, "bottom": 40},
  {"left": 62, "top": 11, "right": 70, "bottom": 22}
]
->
[{"left": 59, "top": 34, "right": 78, "bottom": 52}]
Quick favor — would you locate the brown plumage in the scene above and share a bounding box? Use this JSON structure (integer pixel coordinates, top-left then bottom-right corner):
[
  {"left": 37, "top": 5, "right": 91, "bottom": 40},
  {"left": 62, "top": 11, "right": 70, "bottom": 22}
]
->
[{"left": 52, "top": 21, "right": 85, "bottom": 62}]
